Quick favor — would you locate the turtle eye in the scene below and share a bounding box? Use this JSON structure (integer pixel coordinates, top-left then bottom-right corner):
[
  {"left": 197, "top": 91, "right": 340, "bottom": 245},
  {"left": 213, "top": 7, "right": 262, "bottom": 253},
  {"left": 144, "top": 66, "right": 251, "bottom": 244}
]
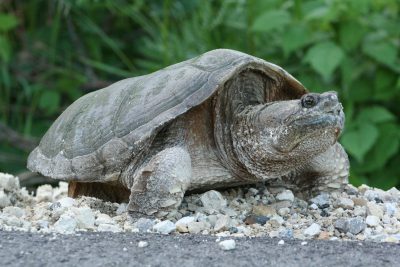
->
[{"left": 301, "top": 95, "right": 317, "bottom": 108}]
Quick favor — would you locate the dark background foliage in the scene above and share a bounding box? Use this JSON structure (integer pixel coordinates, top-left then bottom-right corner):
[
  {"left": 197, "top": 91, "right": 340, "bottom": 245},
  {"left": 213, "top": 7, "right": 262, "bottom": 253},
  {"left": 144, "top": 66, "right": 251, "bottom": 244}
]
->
[{"left": 0, "top": 0, "right": 399, "bottom": 189}]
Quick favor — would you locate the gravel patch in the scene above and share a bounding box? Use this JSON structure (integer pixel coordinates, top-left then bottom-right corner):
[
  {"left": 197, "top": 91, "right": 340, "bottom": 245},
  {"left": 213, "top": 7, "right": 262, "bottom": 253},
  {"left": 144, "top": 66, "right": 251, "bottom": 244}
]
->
[{"left": 0, "top": 172, "right": 399, "bottom": 243}]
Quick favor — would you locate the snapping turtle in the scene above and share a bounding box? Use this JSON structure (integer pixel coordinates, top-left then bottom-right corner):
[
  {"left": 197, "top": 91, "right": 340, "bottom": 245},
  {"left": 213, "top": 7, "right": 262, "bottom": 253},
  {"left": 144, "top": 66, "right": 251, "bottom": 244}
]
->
[{"left": 27, "top": 49, "right": 349, "bottom": 217}]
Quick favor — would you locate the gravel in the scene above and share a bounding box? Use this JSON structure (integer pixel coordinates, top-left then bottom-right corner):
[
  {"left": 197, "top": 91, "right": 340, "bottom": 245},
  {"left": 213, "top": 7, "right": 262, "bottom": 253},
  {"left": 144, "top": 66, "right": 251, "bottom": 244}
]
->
[{"left": 1, "top": 172, "right": 399, "bottom": 243}]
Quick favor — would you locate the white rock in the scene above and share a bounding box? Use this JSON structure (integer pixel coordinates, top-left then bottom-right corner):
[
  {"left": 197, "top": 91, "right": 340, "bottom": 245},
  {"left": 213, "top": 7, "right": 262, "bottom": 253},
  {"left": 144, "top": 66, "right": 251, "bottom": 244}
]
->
[
  {"left": 72, "top": 206, "right": 95, "bottom": 229},
  {"left": 304, "top": 223, "right": 321, "bottom": 237},
  {"left": 387, "top": 187, "right": 400, "bottom": 201},
  {"left": 138, "top": 241, "right": 148, "bottom": 248},
  {"left": 135, "top": 218, "right": 155, "bottom": 232},
  {"left": 53, "top": 182, "right": 68, "bottom": 200},
  {"left": 353, "top": 206, "right": 366, "bottom": 217},
  {"left": 367, "top": 202, "right": 384, "bottom": 218},
  {"left": 236, "top": 226, "right": 251, "bottom": 236},
  {"left": 2, "top": 206, "right": 25, "bottom": 218},
  {"left": 153, "top": 220, "right": 176, "bottom": 234},
  {"left": 200, "top": 190, "right": 227, "bottom": 210},
  {"left": 278, "top": 207, "right": 290, "bottom": 216},
  {"left": 0, "top": 214, "right": 23, "bottom": 227},
  {"left": 366, "top": 215, "right": 380, "bottom": 227},
  {"left": 194, "top": 212, "right": 207, "bottom": 222},
  {"left": 95, "top": 213, "right": 114, "bottom": 225},
  {"left": 175, "top": 216, "right": 195, "bottom": 227},
  {"left": 384, "top": 203, "right": 397, "bottom": 217},
  {"left": 36, "top": 184, "right": 53, "bottom": 202},
  {"left": 123, "top": 221, "right": 136, "bottom": 232},
  {"left": 0, "top": 173, "right": 19, "bottom": 191},
  {"left": 97, "top": 223, "right": 121, "bottom": 232},
  {"left": 278, "top": 239, "right": 285, "bottom": 245},
  {"left": 309, "top": 203, "right": 319, "bottom": 210},
  {"left": 188, "top": 221, "right": 209, "bottom": 234},
  {"left": 57, "top": 197, "right": 76, "bottom": 208},
  {"left": 301, "top": 241, "right": 308, "bottom": 246},
  {"left": 270, "top": 215, "right": 284, "bottom": 227},
  {"left": 214, "top": 215, "right": 231, "bottom": 232},
  {"left": 175, "top": 216, "right": 196, "bottom": 233},
  {"left": 116, "top": 203, "right": 127, "bottom": 215},
  {"left": 219, "top": 239, "right": 236, "bottom": 250},
  {"left": 364, "top": 189, "right": 380, "bottom": 201},
  {"left": 54, "top": 214, "right": 77, "bottom": 233},
  {"left": 35, "top": 220, "right": 49, "bottom": 230},
  {"left": 276, "top": 190, "right": 294, "bottom": 202},
  {"left": 337, "top": 198, "right": 354, "bottom": 209},
  {"left": 0, "top": 189, "right": 11, "bottom": 208}
]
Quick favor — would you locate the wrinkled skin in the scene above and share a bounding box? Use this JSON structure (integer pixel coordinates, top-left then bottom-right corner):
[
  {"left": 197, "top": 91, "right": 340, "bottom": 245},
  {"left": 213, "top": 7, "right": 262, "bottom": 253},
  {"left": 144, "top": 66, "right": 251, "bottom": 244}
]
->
[{"left": 232, "top": 91, "right": 348, "bottom": 198}]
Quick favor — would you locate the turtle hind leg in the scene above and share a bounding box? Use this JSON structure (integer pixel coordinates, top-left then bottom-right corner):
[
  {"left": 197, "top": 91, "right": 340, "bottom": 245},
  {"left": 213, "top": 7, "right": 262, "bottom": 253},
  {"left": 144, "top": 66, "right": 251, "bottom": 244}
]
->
[
  {"left": 127, "top": 146, "right": 192, "bottom": 218},
  {"left": 68, "top": 181, "right": 130, "bottom": 203}
]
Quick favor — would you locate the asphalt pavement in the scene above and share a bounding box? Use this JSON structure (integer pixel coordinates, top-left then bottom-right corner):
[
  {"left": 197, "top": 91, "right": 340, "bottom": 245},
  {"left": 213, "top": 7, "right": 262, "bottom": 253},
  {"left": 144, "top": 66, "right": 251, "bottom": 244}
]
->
[{"left": 0, "top": 231, "right": 399, "bottom": 267}]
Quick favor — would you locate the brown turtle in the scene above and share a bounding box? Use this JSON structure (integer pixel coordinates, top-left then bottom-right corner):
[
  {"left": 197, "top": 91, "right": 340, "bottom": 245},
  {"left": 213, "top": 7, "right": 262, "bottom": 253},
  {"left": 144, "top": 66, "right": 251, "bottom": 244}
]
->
[{"left": 27, "top": 49, "right": 349, "bottom": 217}]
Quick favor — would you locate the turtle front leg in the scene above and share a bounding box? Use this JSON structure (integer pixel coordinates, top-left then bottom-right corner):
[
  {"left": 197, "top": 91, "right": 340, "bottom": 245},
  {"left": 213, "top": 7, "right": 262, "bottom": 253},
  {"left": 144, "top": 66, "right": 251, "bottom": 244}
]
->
[
  {"left": 127, "top": 147, "right": 192, "bottom": 218},
  {"left": 293, "top": 143, "right": 349, "bottom": 198}
]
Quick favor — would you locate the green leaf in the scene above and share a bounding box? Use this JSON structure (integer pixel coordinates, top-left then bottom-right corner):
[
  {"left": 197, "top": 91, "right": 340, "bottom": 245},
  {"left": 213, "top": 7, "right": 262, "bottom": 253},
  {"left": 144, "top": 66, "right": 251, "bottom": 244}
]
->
[
  {"left": 341, "top": 123, "right": 379, "bottom": 162},
  {"left": 368, "top": 154, "right": 400, "bottom": 190},
  {"left": 356, "top": 106, "right": 396, "bottom": 124},
  {"left": 0, "top": 13, "right": 18, "bottom": 31},
  {"left": 358, "top": 123, "right": 399, "bottom": 172},
  {"left": 39, "top": 91, "right": 60, "bottom": 114},
  {"left": 0, "top": 36, "right": 11, "bottom": 62},
  {"left": 251, "top": 10, "right": 291, "bottom": 32},
  {"left": 282, "top": 24, "right": 310, "bottom": 56},
  {"left": 349, "top": 171, "right": 368, "bottom": 187},
  {"left": 347, "top": 79, "right": 374, "bottom": 103},
  {"left": 373, "top": 70, "right": 399, "bottom": 100},
  {"left": 304, "top": 6, "right": 329, "bottom": 20},
  {"left": 362, "top": 42, "right": 397, "bottom": 66},
  {"left": 339, "top": 21, "right": 365, "bottom": 51},
  {"left": 340, "top": 58, "right": 362, "bottom": 87},
  {"left": 81, "top": 58, "right": 133, "bottom": 77},
  {"left": 305, "top": 41, "right": 344, "bottom": 80}
]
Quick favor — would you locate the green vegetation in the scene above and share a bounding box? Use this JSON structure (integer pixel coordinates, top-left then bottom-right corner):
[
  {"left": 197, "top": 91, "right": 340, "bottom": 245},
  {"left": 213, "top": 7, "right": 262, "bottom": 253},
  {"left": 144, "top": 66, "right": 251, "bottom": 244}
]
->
[{"left": 0, "top": 0, "right": 399, "bottom": 189}]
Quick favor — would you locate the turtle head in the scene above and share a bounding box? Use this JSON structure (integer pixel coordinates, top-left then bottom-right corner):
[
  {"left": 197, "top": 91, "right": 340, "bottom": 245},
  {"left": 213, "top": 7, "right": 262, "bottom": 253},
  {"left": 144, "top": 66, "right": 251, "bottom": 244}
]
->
[
  {"left": 257, "top": 91, "right": 344, "bottom": 155},
  {"left": 231, "top": 91, "right": 344, "bottom": 178}
]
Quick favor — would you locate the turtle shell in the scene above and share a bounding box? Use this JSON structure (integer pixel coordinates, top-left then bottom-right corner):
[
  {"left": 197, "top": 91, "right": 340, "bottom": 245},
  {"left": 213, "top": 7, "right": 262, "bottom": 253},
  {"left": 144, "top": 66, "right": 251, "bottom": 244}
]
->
[{"left": 27, "top": 49, "right": 307, "bottom": 182}]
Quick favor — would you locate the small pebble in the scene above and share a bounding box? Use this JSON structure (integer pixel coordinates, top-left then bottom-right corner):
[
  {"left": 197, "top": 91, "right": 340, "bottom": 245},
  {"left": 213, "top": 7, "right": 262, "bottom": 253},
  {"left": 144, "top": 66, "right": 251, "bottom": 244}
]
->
[
  {"left": 153, "top": 220, "right": 176, "bottom": 234},
  {"left": 304, "top": 223, "right": 321, "bottom": 237},
  {"left": 219, "top": 239, "right": 236, "bottom": 250},
  {"left": 278, "top": 240, "right": 285, "bottom": 245},
  {"left": 244, "top": 215, "right": 269, "bottom": 225},
  {"left": 276, "top": 190, "right": 294, "bottom": 202},
  {"left": 366, "top": 215, "right": 380, "bottom": 227},
  {"left": 138, "top": 241, "right": 148, "bottom": 248},
  {"left": 200, "top": 190, "right": 227, "bottom": 211}
]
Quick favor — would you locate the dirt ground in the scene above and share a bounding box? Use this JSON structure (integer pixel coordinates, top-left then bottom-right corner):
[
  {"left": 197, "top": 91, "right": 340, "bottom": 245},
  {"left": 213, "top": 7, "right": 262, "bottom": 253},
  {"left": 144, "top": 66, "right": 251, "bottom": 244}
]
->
[{"left": 0, "top": 231, "right": 399, "bottom": 267}]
